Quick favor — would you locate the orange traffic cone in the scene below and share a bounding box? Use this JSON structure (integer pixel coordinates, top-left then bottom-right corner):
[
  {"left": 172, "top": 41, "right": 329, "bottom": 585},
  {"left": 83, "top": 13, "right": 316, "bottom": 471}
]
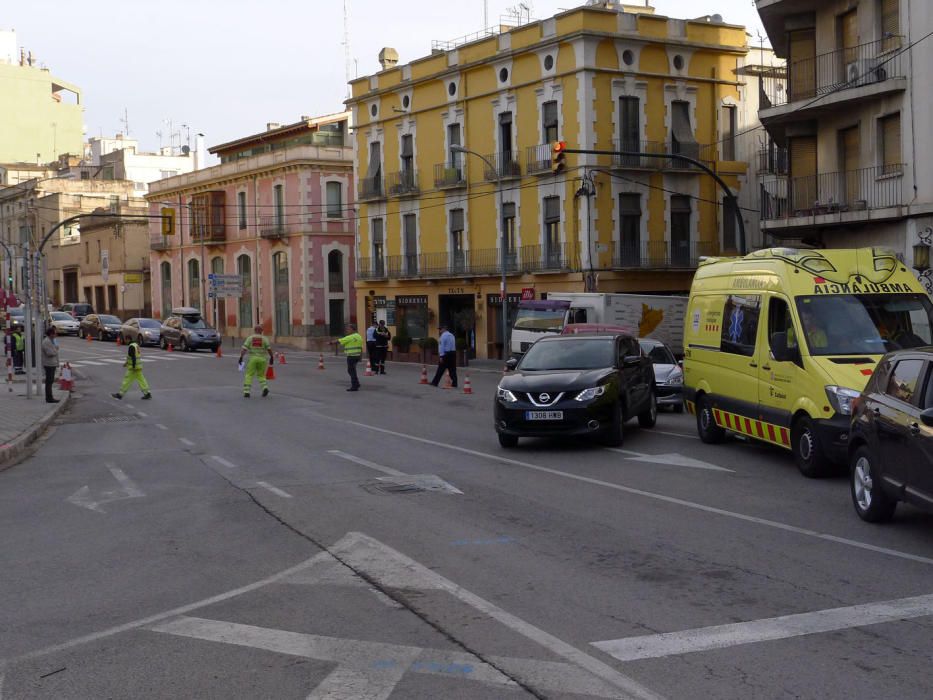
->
[
  {"left": 442, "top": 375, "right": 453, "bottom": 390},
  {"left": 462, "top": 375, "right": 473, "bottom": 394},
  {"left": 116, "top": 335, "right": 122, "bottom": 346},
  {"left": 317, "top": 353, "right": 325, "bottom": 370},
  {"left": 86, "top": 332, "right": 92, "bottom": 343},
  {"left": 278, "top": 352, "right": 286, "bottom": 365},
  {"left": 167, "top": 343, "right": 173, "bottom": 352},
  {"left": 265, "top": 364, "right": 276, "bottom": 380},
  {"left": 418, "top": 365, "right": 428, "bottom": 384},
  {"left": 216, "top": 345, "right": 223, "bottom": 358},
  {"left": 364, "top": 359, "right": 374, "bottom": 377}
]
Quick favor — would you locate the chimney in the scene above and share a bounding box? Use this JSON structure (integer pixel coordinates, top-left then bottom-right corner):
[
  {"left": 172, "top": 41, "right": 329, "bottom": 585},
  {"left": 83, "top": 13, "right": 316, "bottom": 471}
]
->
[
  {"left": 378, "top": 47, "right": 399, "bottom": 71},
  {"left": 194, "top": 133, "right": 208, "bottom": 170},
  {"left": 266, "top": 122, "right": 282, "bottom": 131}
]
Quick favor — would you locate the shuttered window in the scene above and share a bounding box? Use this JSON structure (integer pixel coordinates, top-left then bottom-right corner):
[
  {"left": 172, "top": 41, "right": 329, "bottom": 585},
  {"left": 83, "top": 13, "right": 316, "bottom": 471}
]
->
[
  {"left": 881, "top": 113, "right": 902, "bottom": 174},
  {"left": 619, "top": 193, "right": 641, "bottom": 265},
  {"left": 839, "top": 126, "right": 860, "bottom": 173},
  {"left": 788, "top": 30, "right": 816, "bottom": 101},
  {"left": 882, "top": 0, "right": 900, "bottom": 50},
  {"left": 367, "top": 141, "right": 381, "bottom": 178},
  {"left": 789, "top": 136, "right": 818, "bottom": 212},
  {"left": 542, "top": 101, "right": 558, "bottom": 143},
  {"left": 721, "top": 106, "right": 737, "bottom": 160},
  {"left": 619, "top": 97, "right": 640, "bottom": 150}
]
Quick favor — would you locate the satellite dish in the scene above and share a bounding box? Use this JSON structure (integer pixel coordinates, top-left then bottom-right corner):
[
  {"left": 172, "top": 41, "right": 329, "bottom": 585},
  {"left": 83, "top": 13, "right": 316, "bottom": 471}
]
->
[{"left": 182, "top": 145, "right": 191, "bottom": 155}]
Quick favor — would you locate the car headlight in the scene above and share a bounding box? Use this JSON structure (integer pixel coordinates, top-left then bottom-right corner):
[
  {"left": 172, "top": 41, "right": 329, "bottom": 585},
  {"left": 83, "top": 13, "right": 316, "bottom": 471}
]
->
[
  {"left": 497, "top": 386, "right": 519, "bottom": 403},
  {"left": 825, "top": 386, "right": 861, "bottom": 416},
  {"left": 665, "top": 372, "right": 684, "bottom": 386},
  {"left": 574, "top": 385, "right": 607, "bottom": 401}
]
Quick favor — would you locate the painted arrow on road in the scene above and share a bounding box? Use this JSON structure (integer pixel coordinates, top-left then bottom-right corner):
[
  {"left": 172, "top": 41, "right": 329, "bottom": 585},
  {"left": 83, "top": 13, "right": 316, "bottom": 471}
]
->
[
  {"left": 608, "top": 448, "right": 733, "bottom": 473},
  {"left": 66, "top": 464, "right": 145, "bottom": 513}
]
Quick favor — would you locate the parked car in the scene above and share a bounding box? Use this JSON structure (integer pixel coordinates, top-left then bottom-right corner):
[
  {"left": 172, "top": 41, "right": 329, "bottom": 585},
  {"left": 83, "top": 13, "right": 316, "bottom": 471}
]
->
[
  {"left": 79, "top": 314, "right": 123, "bottom": 341},
  {"left": 160, "top": 307, "right": 220, "bottom": 352},
  {"left": 60, "top": 302, "right": 94, "bottom": 320},
  {"left": 49, "top": 311, "right": 80, "bottom": 335},
  {"left": 639, "top": 338, "right": 684, "bottom": 413},
  {"left": 8, "top": 305, "right": 24, "bottom": 332},
  {"left": 494, "top": 333, "right": 656, "bottom": 448},
  {"left": 121, "top": 318, "right": 162, "bottom": 346},
  {"left": 848, "top": 348, "right": 933, "bottom": 522}
]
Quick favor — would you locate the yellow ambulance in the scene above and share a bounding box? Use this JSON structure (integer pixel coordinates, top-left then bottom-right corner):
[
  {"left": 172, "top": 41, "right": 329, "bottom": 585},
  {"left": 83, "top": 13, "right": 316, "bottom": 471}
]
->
[{"left": 683, "top": 247, "right": 933, "bottom": 476}]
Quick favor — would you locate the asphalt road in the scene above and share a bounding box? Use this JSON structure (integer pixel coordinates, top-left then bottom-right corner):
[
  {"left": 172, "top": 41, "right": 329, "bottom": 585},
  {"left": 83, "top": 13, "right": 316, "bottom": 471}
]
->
[{"left": 1, "top": 336, "right": 932, "bottom": 699}]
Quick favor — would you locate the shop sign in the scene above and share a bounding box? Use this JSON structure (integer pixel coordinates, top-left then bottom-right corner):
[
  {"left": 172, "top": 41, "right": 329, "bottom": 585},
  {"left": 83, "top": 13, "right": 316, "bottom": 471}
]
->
[
  {"left": 521, "top": 287, "right": 535, "bottom": 300},
  {"left": 386, "top": 299, "right": 396, "bottom": 326},
  {"left": 486, "top": 293, "right": 522, "bottom": 307},
  {"left": 396, "top": 295, "right": 428, "bottom": 306}
]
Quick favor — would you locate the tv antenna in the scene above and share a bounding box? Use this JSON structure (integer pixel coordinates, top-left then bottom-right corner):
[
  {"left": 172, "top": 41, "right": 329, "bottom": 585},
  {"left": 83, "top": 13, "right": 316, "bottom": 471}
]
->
[{"left": 119, "top": 108, "right": 130, "bottom": 136}]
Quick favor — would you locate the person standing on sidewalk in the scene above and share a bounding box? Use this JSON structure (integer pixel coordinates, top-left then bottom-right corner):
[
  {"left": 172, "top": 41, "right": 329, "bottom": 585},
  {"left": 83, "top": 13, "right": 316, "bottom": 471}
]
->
[
  {"left": 337, "top": 323, "right": 363, "bottom": 391},
  {"left": 431, "top": 324, "right": 458, "bottom": 388},
  {"left": 41, "top": 326, "right": 60, "bottom": 404},
  {"left": 366, "top": 321, "right": 377, "bottom": 364},
  {"left": 112, "top": 338, "right": 152, "bottom": 401},
  {"left": 373, "top": 320, "right": 391, "bottom": 375},
  {"left": 12, "top": 327, "right": 24, "bottom": 374},
  {"left": 239, "top": 324, "right": 274, "bottom": 398}
]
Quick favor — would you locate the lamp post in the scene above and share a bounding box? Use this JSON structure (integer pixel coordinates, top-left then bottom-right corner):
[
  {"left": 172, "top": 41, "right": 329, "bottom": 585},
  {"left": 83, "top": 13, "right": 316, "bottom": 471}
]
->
[
  {"left": 913, "top": 226, "right": 933, "bottom": 295},
  {"left": 450, "top": 145, "right": 511, "bottom": 359}
]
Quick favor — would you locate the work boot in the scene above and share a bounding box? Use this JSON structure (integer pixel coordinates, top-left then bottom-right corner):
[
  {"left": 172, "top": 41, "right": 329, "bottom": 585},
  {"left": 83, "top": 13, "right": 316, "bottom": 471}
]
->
[
  {"left": 142, "top": 393, "right": 152, "bottom": 400},
  {"left": 112, "top": 392, "right": 122, "bottom": 400},
  {"left": 46, "top": 398, "right": 60, "bottom": 404},
  {"left": 262, "top": 388, "right": 269, "bottom": 397},
  {"left": 347, "top": 387, "right": 359, "bottom": 392}
]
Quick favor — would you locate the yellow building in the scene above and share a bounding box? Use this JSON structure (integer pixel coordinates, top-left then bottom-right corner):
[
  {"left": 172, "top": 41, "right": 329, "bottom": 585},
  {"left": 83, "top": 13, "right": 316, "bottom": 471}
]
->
[{"left": 348, "top": 3, "right": 750, "bottom": 359}]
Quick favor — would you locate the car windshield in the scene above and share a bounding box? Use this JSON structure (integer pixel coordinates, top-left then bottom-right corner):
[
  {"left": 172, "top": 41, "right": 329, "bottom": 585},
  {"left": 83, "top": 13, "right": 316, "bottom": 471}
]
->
[
  {"left": 100, "top": 315, "right": 122, "bottom": 324},
  {"left": 9, "top": 308, "right": 24, "bottom": 317},
  {"left": 182, "top": 317, "right": 208, "bottom": 329},
  {"left": 513, "top": 308, "right": 566, "bottom": 332},
  {"left": 640, "top": 342, "right": 676, "bottom": 365},
  {"left": 138, "top": 319, "right": 161, "bottom": 328},
  {"left": 50, "top": 312, "right": 72, "bottom": 321},
  {"left": 794, "top": 294, "right": 933, "bottom": 356},
  {"left": 519, "top": 338, "right": 615, "bottom": 370}
]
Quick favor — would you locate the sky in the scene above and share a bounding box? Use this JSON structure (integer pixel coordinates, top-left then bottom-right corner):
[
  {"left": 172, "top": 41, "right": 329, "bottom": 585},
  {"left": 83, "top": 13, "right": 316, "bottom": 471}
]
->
[{"left": 3, "top": 1, "right": 765, "bottom": 157}]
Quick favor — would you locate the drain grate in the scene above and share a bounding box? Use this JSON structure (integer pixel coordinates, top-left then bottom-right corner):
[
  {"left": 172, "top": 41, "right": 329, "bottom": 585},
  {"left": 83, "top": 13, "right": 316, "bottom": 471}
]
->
[{"left": 93, "top": 415, "right": 140, "bottom": 424}]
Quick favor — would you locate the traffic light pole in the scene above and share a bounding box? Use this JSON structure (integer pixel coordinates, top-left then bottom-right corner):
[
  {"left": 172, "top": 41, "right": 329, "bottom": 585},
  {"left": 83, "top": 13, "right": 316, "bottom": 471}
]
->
[{"left": 561, "top": 147, "right": 747, "bottom": 255}]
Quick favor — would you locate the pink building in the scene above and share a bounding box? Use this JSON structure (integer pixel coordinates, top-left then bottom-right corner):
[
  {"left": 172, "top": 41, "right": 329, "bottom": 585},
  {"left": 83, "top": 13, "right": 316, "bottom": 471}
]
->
[{"left": 146, "top": 113, "right": 355, "bottom": 347}]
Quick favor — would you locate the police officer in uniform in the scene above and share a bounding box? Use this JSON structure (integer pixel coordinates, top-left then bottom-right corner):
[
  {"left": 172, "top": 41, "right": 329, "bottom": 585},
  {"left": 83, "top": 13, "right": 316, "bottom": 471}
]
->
[
  {"left": 239, "top": 324, "right": 274, "bottom": 398},
  {"left": 337, "top": 323, "right": 363, "bottom": 391},
  {"left": 112, "top": 336, "right": 152, "bottom": 400}
]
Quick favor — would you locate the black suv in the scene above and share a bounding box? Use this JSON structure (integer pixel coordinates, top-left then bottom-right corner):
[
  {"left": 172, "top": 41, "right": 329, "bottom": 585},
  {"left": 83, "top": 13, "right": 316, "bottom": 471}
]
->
[
  {"left": 79, "top": 314, "right": 123, "bottom": 341},
  {"left": 495, "top": 333, "right": 656, "bottom": 448},
  {"left": 848, "top": 348, "right": 933, "bottom": 522},
  {"left": 60, "top": 302, "right": 94, "bottom": 321}
]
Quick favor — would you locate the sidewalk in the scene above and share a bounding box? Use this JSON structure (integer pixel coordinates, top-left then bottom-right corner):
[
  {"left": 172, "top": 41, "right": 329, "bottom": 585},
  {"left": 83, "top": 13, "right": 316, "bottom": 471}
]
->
[{"left": 0, "top": 370, "right": 70, "bottom": 470}]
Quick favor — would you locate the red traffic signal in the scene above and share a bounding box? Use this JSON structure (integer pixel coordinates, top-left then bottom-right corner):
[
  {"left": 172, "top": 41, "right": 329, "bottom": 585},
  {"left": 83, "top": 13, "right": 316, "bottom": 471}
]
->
[{"left": 551, "top": 141, "right": 567, "bottom": 174}]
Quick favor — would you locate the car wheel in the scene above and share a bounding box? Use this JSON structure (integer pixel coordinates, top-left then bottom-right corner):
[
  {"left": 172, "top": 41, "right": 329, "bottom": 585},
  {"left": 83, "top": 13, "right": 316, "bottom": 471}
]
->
[
  {"left": 160, "top": 337, "right": 167, "bottom": 350},
  {"left": 792, "top": 416, "right": 833, "bottom": 478},
  {"left": 498, "top": 433, "right": 518, "bottom": 448},
  {"left": 78, "top": 328, "right": 84, "bottom": 339},
  {"left": 673, "top": 403, "right": 684, "bottom": 414},
  {"left": 638, "top": 390, "right": 658, "bottom": 428},
  {"left": 851, "top": 445, "right": 896, "bottom": 522},
  {"left": 180, "top": 337, "right": 189, "bottom": 352},
  {"left": 602, "top": 402, "right": 624, "bottom": 447},
  {"left": 696, "top": 395, "right": 725, "bottom": 444}
]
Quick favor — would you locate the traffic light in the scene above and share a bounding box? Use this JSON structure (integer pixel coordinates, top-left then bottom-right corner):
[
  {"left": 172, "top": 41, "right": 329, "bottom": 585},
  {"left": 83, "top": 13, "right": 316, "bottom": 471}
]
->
[
  {"left": 161, "top": 207, "right": 176, "bottom": 236},
  {"left": 551, "top": 141, "right": 567, "bottom": 174}
]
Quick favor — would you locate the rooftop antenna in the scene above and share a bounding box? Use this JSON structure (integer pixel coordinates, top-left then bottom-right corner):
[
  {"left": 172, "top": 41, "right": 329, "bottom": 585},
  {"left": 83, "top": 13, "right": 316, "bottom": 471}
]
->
[
  {"left": 484, "top": 0, "right": 488, "bottom": 28},
  {"left": 343, "top": 0, "right": 352, "bottom": 99},
  {"left": 119, "top": 108, "right": 130, "bottom": 136},
  {"left": 156, "top": 129, "right": 163, "bottom": 149}
]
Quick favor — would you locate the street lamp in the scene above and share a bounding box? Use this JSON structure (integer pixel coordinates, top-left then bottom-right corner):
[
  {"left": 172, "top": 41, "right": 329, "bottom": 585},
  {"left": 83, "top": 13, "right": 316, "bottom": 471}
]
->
[
  {"left": 913, "top": 226, "right": 933, "bottom": 294},
  {"left": 450, "top": 145, "right": 511, "bottom": 360}
]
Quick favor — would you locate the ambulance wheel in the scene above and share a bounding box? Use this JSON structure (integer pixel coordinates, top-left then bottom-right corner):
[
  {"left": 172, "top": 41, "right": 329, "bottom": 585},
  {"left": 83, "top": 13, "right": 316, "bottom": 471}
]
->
[
  {"left": 638, "top": 391, "right": 658, "bottom": 428},
  {"left": 696, "top": 396, "right": 725, "bottom": 444},
  {"left": 498, "top": 433, "right": 518, "bottom": 448},
  {"left": 792, "top": 416, "right": 833, "bottom": 478}
]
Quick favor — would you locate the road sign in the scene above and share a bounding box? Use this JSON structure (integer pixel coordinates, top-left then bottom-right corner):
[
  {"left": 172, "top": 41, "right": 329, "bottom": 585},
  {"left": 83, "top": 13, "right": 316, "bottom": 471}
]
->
[{"left": 208, "top": 273, "right": 243, "bottom": 297}]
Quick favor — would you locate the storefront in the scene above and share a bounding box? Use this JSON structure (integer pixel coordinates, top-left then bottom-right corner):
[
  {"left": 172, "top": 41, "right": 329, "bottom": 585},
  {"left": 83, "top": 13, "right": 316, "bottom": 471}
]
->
[{"left": 485, "top": 292, "right": 522, "bottom": 360}]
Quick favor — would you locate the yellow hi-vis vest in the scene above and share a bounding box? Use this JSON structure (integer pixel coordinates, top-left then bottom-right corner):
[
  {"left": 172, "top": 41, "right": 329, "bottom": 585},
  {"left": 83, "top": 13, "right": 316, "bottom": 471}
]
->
[{"left": 338, "top": 332, "right": 363, "bottom": 357}]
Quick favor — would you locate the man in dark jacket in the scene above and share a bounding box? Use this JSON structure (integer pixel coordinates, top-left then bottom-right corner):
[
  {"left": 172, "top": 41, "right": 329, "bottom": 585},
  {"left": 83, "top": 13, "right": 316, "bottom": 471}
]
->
[{"left": 373, "top": 320, "right": 391, "bottom": 375}]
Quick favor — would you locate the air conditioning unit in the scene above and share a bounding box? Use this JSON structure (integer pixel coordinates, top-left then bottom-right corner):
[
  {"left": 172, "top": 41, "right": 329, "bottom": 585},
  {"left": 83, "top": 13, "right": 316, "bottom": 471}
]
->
[{"left": 846, "top": 59, "right": 887, "bottom": 87}]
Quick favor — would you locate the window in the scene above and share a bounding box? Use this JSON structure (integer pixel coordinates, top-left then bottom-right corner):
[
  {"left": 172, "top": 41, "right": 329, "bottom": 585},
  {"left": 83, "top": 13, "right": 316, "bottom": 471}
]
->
[
  {"left": 721, "top": 105, "right": 737, "bottom": 160},
  {"left": 499, "top": 111, "right": 513, "bottom": 158},
  {"left": 160, "top": 262, "right": 172, "bottom": 319},
  {"left": 720, "top": 295, "right": 762, "bottom": 357},
  {"left": 923, "top": 366, "right": 933, "bottom": 410},
  {"left": 886, "top": 359, "right": 924, "bottom": 405},
  {"left": 619, "top": 193, "right": 641, "bottom": 265},
  {"left": 328, "top": 250, "right": 343, "bottom": 292},
  {"left": 767, "top": 297, "right": 794, "bottom": 356},
  {"left": 670, "top": 101, "right": 697, "bottom": 160},
  {"left": 881, "top": 0, "right": 900, "bottom": 51},
  {"left": 502, "top": 202, "right": 516, "bottom": 268},
  {"left": 326, "top": 182, "right": 343, "bottom": 218},
  {"left": 403, "top": 213, "right": 418, "bottom": 275},
  {"left": 450, "top": 208, "right": 465, "bottom": 271},
  {"left": 788, "top": 30, "right": 816, "bottom": 101},
  {"left": 544, "top": 196, "right": 561, "bottom": 267},
  {"left": 880, "top": 113, "right": 902, "bottom": 175},
  {"left": 371, "top": 218, "right": 384, "bottom": 276},
  {"left": 542, "top": 101, "right": 558, "bottom": 144},
  {"left": 107, "top": 285, "right": 117, "bottom": 313},
  {"left": 670, "top": 195, "right": 692, "bottom": 266},
  {"left": 619, "top": 97, "right": 640, "bottom": 164},
  {"left": 237, "top": 191, "right": 247, "bottom": 229},
  {"left": 789, "top": 135, "right": 817, "bottom": 212},
  {"left": 237, "top": 254, "right": 252, "bottom": 327},
  {"left": 367, "top": 141, "right": 382, "bottom": 195},
  {"left": 723, "top": 196, "right": 737, "bottom": 252},
  {"left": 273, "top": 184, "right": 284, "bottom": 227},
  {"left": 447, "top": 124, "right": 461, "bottom": 168},
  {"left": 400, "top": 134, "right": 414, "bottom": 186},
  {"left": 187, "top": 259, "right": 200, "bottom": 309}
]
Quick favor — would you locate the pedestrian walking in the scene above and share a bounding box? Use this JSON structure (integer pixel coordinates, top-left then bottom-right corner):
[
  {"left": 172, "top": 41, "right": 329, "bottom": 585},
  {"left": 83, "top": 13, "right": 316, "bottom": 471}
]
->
[
  {"left": 111, "top": 338, "right": 152, "bottom": 400},
  {"left": 373, "top": 320, "right": 391, "bottom": 375},
  {"left": 431, "top": 323, "right": 458, "bottom": 388},
  {"left": 239, "top": 324, "right": 274, "bottom": 398},
  {"left": 12, "top": 327, "right": 24, "bottom": 374},
  {"left": 41, "top": 326, "right": 60, "bottom": 404},
  {"left": 337, "top": 323, "right": 363, "bottom": 391},
  {"left": 366, "top": 321, "right": 377, "bottom": 363}
]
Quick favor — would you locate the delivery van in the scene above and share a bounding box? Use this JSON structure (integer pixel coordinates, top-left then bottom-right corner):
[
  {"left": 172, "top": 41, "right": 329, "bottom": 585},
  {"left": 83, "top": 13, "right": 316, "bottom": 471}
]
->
[{"left": 683, "top": 247, "right": 933, "bottom": 477}]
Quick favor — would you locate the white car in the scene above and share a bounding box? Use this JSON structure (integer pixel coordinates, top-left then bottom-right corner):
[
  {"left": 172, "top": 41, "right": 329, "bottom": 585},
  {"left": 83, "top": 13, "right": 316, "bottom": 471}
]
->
[
  {"left": 638, "top": 338, "right": 684, "bottom": 413},
  {"left": 49, "top": 311, "right": 80, "bottom": 335}
]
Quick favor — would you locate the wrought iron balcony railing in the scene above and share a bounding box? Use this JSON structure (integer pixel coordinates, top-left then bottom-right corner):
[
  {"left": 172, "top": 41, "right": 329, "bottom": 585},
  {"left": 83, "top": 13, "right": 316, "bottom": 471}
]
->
[
  {"left": 611, "top": 139, "right": 715, "bottom": 170},
  {"left": 757, "top": 146, "right": 789, "bottom": 176},
  {"left": 359, "top": 175, "right": 385, "bottom": 201},
  {"left": 611, "top": 240, "right": 717, "bottom": 269},
  {"left": 259, "top": 216, "right": 287, "bottom": 238},
  {"left": 387, "top": 170, "right": 420, "bottom": 197},
  {"left": 759, "top": 164, "right": 904, "bottom": 222},
  {"left": 526, "top": 144, "right": 553, "bottom": 174},
  {"left": 482, "top": 151, "right": 522, "bottom": 181},
  {"left": 433, "top": 162, "right": 467, "bottom": 189}
]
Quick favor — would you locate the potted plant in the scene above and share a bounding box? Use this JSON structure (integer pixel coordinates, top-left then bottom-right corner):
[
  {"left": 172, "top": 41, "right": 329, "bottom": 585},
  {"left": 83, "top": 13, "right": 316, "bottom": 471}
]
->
[
  {"left": 393, "top": 327, "right": 412, "bottom": 361},
  {"left": 455, "top": 335, "right": 470, "bottom": 367},
  {"left": 418, "top": 336, "right": 438, "bottom": 363}
]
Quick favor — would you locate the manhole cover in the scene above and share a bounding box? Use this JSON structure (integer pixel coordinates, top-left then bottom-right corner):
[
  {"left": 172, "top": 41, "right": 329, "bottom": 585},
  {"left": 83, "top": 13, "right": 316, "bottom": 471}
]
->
[{"left": 364, "top": 474, "right": 462, "bottom": 495}]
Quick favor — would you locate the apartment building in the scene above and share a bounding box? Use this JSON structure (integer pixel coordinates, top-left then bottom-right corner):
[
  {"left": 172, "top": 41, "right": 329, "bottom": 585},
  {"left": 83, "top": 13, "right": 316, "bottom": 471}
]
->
[
  {"left": 348, "top": 3, "right": 752, "bottom": 359},
  {"left": 756, "top": 0, "right": 933, "bottom": 282},
  {"left": 146, "top": 113, "right": 354, "bottom": 347}
]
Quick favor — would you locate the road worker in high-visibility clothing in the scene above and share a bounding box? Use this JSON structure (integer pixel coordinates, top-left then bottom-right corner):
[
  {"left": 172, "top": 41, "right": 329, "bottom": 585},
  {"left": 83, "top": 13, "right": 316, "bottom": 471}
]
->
[
  {"left": 239, "top": 324, "right": 274, "bottom": 398},
  {"left": 111, "top": 340, "right": 151, "bottom": 400}
]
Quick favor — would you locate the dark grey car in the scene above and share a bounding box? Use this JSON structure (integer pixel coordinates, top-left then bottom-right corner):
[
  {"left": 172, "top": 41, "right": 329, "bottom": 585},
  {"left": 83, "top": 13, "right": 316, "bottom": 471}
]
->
[{"left": 160, "top": 308, "right": 220, "bottom": 352}]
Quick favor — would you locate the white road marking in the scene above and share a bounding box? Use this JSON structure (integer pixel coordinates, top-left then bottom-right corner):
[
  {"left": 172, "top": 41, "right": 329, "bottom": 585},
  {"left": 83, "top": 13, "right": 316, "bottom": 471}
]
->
[
  {"left": 322, "top": 416, "right": 933, "bottom": 567},
  {"left": 606, "top": 449, "right": 733, "bottom": 473},
  {"left": 211, "top": 455, "right": 237, "bottom": 469},
  {"left": 99, "top": 358, "right": 125, "bottom": 364},
  {"left": 136, "top": 411, "right": 148, "bottom": 418},
  {"left": 592, "top": 592, "right": 933, "bottom": 662},
  {"left": 178, "top": 437, "right": 195, "bottom": 447},
  {"left": 651, "top": 429, "right": 700, "bottom": 441},
  {"left": 76, "top": 360, "right": 105, "bottom": 366},
  {"left": 255, "top": 481, "right": 293, "bottom": 499},
  {"left": 328, "top": 450, "right": 406, "bottom": 477},
  {"left": 155, "top": 424, "right": 168, "bottom": 431},
  {"left": 66, "top": 465, "right": 145, "bottom": 513},
  {"left": 327, "top": 450, "right": 462, "bottom": 494}
]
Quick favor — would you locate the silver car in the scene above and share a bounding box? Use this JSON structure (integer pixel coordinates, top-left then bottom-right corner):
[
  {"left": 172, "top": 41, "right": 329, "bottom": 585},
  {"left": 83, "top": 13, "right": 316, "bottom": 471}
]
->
[
  {"left": 638, "top": 339, "right": 684, "bottom": 413},
  {"left": 49, "top": 311, "right": 80, "bottom": 335},
  {"left": 121, "top": 318, "right": 162, "bottom": 346}
]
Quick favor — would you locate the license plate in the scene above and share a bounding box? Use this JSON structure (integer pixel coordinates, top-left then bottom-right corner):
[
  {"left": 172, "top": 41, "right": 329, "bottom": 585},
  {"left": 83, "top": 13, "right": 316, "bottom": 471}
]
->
[{"left": 525, "top": 411, "right": 563, "bottom": 420}]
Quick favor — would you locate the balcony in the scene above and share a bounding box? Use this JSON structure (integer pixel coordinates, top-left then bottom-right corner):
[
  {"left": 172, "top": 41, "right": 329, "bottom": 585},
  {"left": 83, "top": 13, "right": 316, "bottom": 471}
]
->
[
  {"left": 526, "top": 144, "right": 553, "bottom": 174},
  {"left": 190, "top": 225, "right": 226, "bottom": 244},
  {"left": 482, "top": 151, "right": 522, "bottom": 181},
  {"left": 611, "top": 240, "right": 717, "bottom": 270},
  {"left": 760, "top": 38, "right": 906, "bottom": 125},
  {"left": 433, "top": 162, "right": 468, "bottom": 189},
  {"left": 611, "top": 139, "right": 715, "bottom": 171},
  {"left": 759, "top": 164, "right": 905, "bottom": 228},
  {"left": 387, "top": 170, "right": 420, "bottom": 197},
  {"left": 359, "top": 175, "right": 385, "bottom": 201},
  {"left": 259, "top": 216, "right": 287, "bottom": 238},
  {"left": 757, "top": 146, "right": 788, "bottom": 176},
  {"left": 150, "top": 237, "right": 171, "bottom": 252}
]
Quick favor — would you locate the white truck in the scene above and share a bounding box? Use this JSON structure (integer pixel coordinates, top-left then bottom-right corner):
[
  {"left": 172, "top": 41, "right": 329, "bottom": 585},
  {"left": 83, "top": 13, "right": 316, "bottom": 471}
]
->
[{"left": 509, "top": 293, "right": 688, "bottom": 357}]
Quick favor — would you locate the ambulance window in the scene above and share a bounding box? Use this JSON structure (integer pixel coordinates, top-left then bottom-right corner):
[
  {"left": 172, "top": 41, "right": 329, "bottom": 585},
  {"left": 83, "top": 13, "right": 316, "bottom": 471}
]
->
[
  {"left": 768, "top": 298, "right": 793, "bottom": 351},
  {"left": 720, "top": 295, "right": 761, "bottom": 357}
]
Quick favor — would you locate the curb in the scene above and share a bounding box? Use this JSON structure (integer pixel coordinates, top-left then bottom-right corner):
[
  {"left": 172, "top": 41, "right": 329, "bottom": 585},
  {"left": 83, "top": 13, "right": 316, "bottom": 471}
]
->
[{"left": 0, "top": 392, "right": 71, "bottom": 472}]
